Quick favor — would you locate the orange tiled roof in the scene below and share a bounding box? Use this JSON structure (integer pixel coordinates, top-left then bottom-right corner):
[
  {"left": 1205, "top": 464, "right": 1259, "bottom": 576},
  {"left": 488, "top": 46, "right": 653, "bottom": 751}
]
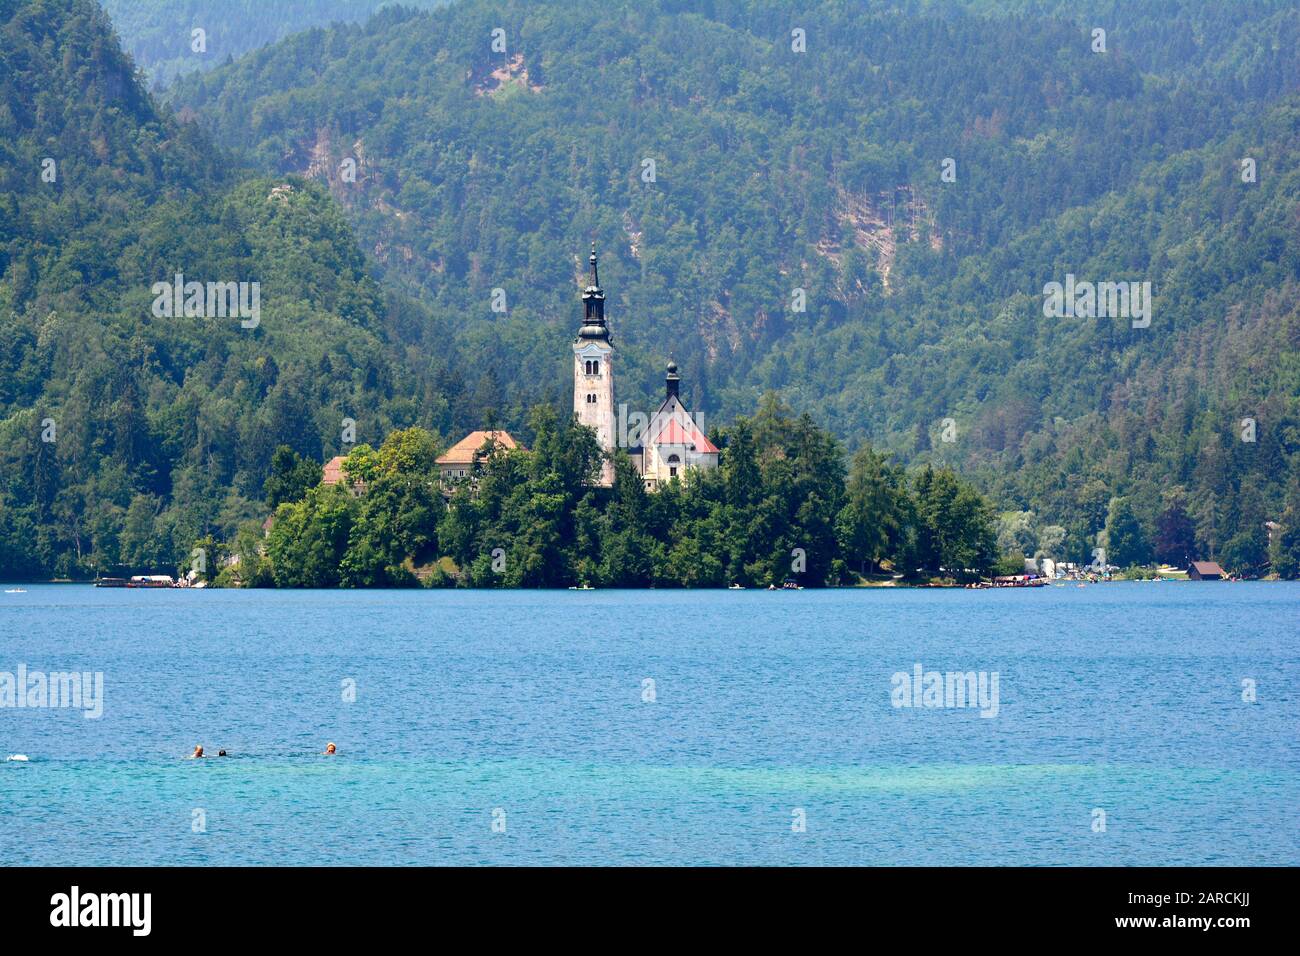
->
[
  {"left": 436, "top": 430, "right": 519, "bottom": 466},
  {"left": 321, "top": 455, "right": 349, "bottom": 485}
]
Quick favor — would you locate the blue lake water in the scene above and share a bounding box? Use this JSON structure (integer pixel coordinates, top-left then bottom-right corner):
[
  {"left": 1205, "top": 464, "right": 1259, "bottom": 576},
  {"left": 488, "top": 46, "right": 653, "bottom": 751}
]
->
[{"left": 1, "top": 582, "right": 1296, "bottom": 865}]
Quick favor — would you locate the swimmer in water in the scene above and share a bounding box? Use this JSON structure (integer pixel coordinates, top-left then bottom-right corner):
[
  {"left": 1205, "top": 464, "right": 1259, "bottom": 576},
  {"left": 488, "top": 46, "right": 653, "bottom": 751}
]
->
[
  {"left": 190, "top": 745, "right": 205, "bottom": 759},
  {"left": 217, "top": 750, "right": 228, "bottom": 757},
  {"left": 324, "top": 742, "right": 337, "bottom": 755}
]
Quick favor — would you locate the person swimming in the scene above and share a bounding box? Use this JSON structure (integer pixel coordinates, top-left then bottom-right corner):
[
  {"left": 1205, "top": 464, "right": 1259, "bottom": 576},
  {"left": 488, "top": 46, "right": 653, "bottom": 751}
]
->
[
  {"left": 323, "top": 742, "right": 337, "bottom": 755},
  {"left": 217, "top": 750, "right": 227, "bottom": 757},
  {"left": 190, "top": 745, "right": 204, "bottom": 759}
]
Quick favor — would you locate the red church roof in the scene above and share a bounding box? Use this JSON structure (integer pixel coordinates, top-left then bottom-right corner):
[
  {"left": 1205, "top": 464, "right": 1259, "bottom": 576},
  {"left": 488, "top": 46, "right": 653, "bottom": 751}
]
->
[{"left": 652, "top": 417, "right": 718, "bottom": 453}]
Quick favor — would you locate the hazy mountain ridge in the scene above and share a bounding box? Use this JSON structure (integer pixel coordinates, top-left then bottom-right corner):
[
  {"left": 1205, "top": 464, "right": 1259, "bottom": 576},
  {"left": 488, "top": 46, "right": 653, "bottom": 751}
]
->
[{"left": 99, "top": 0, "right": 450, "bottom": 87}]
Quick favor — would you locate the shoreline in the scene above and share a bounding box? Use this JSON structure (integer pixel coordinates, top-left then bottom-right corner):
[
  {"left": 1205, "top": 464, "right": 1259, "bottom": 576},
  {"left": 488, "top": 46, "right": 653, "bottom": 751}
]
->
[{"left": 3, "top": 577, "right": 1277, "bottom": 590}]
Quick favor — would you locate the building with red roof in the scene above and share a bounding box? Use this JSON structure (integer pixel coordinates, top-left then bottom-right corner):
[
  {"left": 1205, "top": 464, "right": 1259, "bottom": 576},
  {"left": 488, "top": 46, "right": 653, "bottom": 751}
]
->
[
  {"left": 631, "top": 360, "right": 720, "bottom": 489},
  {"left": 435, "top": 430, "right": 520, "bottom": 483}
]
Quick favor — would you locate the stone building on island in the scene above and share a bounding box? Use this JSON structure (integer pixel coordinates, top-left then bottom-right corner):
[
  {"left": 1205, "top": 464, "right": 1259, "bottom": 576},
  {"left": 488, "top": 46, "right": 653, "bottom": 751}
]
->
[{"left": 435, "top": 430, "right": 520, "bottom": 483}]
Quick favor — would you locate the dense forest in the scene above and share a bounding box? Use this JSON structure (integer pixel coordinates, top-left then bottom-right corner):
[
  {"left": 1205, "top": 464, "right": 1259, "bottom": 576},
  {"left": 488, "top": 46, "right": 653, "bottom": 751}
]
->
[
  {"left": 1, "top": 0, "right": 1298, "bottom": 582},
  {"left": 0, "top": 0, "right": 452, "bottom": 578},
  {"left": 100, "top": 0, "right": 448, "bottom": 87}
]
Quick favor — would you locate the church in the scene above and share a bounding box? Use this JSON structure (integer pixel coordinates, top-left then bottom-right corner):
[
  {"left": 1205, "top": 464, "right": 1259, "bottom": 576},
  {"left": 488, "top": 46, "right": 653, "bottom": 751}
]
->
[{"left": 572, "top": 244, "right": 718, "bottom": 488}]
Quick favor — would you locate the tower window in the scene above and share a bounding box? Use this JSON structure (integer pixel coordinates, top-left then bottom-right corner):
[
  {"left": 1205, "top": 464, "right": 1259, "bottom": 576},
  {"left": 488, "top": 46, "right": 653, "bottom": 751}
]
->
[
  {"left": 587, "top": 393, "right": 596, "bottom": 404},
  {"left": 592, "top": 360, "right": 600, "bottom": 376}
]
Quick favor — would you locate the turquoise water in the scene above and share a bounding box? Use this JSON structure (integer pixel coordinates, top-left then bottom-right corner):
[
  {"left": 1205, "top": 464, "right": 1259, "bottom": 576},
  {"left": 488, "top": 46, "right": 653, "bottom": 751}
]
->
[{"left": 1, "top": 583, "right": 1296, "bottom": 865}]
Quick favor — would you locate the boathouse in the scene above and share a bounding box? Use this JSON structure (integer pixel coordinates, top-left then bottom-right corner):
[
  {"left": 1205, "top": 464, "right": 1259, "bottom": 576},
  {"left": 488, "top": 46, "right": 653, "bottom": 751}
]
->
[{"left": 1186, "top": 561, "right": 1225, "bottom": 580}]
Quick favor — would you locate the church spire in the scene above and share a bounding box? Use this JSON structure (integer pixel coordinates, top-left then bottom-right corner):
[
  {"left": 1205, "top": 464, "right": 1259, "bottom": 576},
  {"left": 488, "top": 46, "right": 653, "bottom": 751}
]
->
[
  {"left": 577, "top": 241, "right": 608, "bottom": 341},
  {"left": 573, "top": 241, "right": 615, "bottom": 487}
]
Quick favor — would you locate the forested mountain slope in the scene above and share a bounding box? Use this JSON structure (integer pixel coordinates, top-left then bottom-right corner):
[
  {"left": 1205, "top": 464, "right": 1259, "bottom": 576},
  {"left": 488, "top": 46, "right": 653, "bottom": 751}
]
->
[
  {"left": 0, "top": 0, "right": 450, "bottom": 577},
  {"left": 954, "top": 0, "right": 1299, "bottom": 95},
  {"left": 170, "top": 0, "right": 1300, "bottom": 567},
  {"left": 4, "top": 0, "right": 1298, "bottom": 579},
  {"left": 99, "top": 0, "right": 448, "bottom": 87}
]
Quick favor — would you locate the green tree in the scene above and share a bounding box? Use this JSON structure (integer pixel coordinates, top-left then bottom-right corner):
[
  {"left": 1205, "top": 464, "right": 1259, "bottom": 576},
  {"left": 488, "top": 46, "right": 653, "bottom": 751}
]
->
[
  {"left": 340, "top": 428, "right": 441, "bottom": 586},
  {"left": 266, "top": 483, "right": 359, "bottom": 587},
  {"left": 1155, "top": 493, "right": 1197, "bottom": 566},
  {"left": 836, "top": 446, "right": 908, "bottom": 575},
  {"left": 1270, "top": 505, "right": 1300, "bottom": 580},
  {"left": 265, "top": 445, "right": 323, "bottom": 509},
  {"left": 1104, "top": 497, "right": 1151, "bottom": 567},
  {"left": 913, "top": 467, "right": 997, "bottom": 581}
]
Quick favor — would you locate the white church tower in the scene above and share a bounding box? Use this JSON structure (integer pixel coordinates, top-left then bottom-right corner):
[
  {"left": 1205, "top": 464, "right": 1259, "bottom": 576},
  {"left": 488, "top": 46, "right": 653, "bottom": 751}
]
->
[{"left": 573, "top": 242, "right": 615, "bottom": 485}]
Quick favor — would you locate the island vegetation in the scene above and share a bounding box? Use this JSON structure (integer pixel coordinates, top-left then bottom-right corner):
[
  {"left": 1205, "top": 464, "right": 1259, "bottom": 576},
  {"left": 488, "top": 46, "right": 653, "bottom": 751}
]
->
[{"left": 216, "top": 396, "right": 1007, "bottom": 588}]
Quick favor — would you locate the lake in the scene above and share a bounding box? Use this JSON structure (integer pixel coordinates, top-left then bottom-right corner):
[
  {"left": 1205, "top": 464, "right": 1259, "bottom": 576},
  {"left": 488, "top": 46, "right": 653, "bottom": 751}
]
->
[{"left": 1, "top": 582, "right": 1296, "bottom": 865}]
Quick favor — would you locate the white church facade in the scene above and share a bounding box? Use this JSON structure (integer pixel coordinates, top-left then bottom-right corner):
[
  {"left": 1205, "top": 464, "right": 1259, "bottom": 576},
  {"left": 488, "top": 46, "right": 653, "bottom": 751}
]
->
[
  {"left": 572, "top": 244, "right": 718, "bottom": 488},
  {"left": 632, "top": 359, "right": 719, "bottom": 490}
]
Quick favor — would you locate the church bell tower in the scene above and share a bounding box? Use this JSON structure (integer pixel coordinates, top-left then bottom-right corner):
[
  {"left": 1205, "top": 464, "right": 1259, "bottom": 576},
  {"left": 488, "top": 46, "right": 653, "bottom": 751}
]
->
[{"left": 574, "top": 242, "right": 615, "bottom": 485}]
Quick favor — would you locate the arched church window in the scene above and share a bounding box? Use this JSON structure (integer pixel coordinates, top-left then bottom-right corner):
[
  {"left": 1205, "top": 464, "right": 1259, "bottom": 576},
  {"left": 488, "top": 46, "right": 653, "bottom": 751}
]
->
[{"left": 592, "top": 360, "right": 600, "bottom": 376}]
